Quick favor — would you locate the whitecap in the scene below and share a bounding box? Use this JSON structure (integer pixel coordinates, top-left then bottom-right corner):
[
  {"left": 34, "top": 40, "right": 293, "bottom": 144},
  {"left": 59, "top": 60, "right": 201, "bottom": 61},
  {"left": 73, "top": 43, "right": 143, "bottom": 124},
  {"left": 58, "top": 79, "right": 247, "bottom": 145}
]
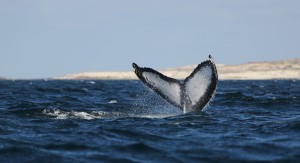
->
[
  {"left": 108, "top": 100, "right": 117, "bottom": 104},
  {"left": 71, "top": 111, "right": 96, "bottom": 120},
  {"left": 88, "top": 81, "right": 96, "bottom": 84}
]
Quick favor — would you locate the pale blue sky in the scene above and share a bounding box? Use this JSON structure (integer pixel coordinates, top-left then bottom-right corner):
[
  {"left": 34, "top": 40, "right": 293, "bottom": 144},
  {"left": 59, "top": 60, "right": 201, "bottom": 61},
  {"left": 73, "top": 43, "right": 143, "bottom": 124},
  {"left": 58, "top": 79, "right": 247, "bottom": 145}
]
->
[{"left": 0, "top": 0, "right": 299, "bottom": 79}]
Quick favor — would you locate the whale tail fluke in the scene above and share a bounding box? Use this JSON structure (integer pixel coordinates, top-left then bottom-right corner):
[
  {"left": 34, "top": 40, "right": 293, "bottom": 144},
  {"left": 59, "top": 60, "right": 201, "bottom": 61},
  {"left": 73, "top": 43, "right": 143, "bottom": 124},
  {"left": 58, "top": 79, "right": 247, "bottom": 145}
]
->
[
  {"left": 133, "top": 63, "right": 182, "bottom": 109},
  {"left": 133, "top": 56, "right": 218, "bottom": 113}
]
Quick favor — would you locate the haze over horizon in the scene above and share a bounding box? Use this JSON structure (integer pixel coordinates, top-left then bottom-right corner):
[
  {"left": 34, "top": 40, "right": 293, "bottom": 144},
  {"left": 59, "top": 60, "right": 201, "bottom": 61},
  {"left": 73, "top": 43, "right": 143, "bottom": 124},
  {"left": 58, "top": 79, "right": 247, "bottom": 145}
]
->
[{"left": 1, "top": 0, "right": 299, "bottom": 79}]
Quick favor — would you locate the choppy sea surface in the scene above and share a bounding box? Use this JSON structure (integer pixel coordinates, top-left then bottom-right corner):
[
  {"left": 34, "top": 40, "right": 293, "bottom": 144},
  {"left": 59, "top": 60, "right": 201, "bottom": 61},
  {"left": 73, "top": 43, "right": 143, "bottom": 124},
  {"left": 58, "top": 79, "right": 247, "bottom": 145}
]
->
[{"left": 0, "top": 80, "right": 299, "bottom": 162}]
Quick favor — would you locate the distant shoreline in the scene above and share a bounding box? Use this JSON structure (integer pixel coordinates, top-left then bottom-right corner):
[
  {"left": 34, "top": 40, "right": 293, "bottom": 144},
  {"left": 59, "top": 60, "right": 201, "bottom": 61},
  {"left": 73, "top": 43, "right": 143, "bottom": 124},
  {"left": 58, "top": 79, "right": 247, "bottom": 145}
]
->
[
  {"left": 1, "top": 58, "right": 299, "bottom": 80},
  {"left": 57, "top": 58, "right": 300, "bottom": 80}
]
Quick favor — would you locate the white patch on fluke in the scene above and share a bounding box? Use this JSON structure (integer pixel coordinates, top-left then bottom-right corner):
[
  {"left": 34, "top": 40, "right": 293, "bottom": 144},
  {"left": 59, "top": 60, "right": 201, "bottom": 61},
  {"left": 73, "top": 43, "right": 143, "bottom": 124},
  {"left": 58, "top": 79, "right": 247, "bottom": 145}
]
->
[
  {"left": 143, "top": 72, "right": 181, "bottom": 106},
  {"left": 185, "top": 66, "right": 212, "bottom": 105}
]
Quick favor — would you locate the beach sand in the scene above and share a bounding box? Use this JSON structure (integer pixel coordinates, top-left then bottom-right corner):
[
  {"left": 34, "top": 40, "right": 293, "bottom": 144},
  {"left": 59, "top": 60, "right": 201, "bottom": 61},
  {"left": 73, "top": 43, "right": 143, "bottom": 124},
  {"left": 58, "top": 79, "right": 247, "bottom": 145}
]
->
[{"left": 58, "top": 58, "right": 300, "bottom": 80}]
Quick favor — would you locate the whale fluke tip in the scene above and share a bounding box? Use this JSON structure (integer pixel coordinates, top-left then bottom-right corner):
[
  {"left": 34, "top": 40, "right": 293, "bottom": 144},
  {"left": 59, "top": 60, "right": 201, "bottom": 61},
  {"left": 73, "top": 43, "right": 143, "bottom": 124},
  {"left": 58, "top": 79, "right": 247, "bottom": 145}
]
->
[{"left": 132, "top": 63, "right": 138, "bottom": 69}]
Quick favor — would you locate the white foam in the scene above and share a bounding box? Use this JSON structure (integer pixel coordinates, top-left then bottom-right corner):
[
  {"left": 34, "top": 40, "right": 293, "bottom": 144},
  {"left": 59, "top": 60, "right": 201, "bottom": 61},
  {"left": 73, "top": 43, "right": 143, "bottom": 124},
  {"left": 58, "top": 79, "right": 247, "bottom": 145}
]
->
[
  {"left": 56, "top": 113, "right": 68, "bottom": 119},
  {"left": 108, "top": 100, "right": 118, "bottom": 104},
  {"left": 42, "top": 109, "right": 179, "bottom": 120},
  {"left": 42, "top": 109, "right": 62, "bottom": 116},
  {"left": 88, "top": 81, "right": 96, "bottom": 84},
  {"left": 72, "top": 111, "right": 96, "bottom": 120},
  {"left": 43, "top": 109, "right": 96, "bottom": 120},
  {"left": 138, "top": 114, "right": 180, "bottom": 119}
]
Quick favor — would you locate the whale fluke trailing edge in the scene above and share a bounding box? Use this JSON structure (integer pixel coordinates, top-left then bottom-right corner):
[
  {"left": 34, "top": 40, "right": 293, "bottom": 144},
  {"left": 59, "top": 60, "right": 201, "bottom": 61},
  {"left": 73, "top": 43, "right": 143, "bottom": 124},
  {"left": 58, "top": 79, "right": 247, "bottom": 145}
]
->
[{"left": 132, "top": 55, "right": 218, "bottom": 113}]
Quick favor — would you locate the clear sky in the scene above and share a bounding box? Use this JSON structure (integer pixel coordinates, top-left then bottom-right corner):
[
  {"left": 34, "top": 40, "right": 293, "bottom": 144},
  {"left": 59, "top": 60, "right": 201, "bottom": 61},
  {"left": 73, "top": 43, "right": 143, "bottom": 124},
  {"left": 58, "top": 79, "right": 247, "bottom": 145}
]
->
[{"left": 0, "top": 0, "right": 299, "bottom": 79}]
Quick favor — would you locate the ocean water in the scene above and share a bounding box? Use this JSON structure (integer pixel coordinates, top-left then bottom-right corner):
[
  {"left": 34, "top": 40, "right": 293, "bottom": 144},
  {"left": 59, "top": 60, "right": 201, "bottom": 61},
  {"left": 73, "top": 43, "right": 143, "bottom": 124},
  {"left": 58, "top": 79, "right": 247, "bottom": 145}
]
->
[{"left": 0, "top": 80, "right": 299, "bottom": 162}]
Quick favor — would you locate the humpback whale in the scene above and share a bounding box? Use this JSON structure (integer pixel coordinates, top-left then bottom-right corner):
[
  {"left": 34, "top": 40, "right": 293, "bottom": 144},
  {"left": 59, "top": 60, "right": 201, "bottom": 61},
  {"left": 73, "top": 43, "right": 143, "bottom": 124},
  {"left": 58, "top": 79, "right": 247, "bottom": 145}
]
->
[{"left": 132, "top": 55, "right": 218, "bottom": 113}]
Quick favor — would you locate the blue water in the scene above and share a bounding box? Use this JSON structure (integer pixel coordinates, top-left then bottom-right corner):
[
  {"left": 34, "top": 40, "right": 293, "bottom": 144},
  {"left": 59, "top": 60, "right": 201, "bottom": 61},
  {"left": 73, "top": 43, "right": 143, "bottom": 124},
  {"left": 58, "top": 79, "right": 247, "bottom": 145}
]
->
[{"left": 0, "top": 80, "right": 300, "bottom": 162}]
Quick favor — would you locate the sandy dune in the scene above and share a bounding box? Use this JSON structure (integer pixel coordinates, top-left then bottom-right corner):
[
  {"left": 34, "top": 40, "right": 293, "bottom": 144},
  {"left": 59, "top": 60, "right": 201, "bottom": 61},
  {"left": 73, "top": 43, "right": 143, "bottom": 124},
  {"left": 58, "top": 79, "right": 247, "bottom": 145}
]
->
[{"left": 58, "top": 58, "right": 300, "bottom": 80}]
